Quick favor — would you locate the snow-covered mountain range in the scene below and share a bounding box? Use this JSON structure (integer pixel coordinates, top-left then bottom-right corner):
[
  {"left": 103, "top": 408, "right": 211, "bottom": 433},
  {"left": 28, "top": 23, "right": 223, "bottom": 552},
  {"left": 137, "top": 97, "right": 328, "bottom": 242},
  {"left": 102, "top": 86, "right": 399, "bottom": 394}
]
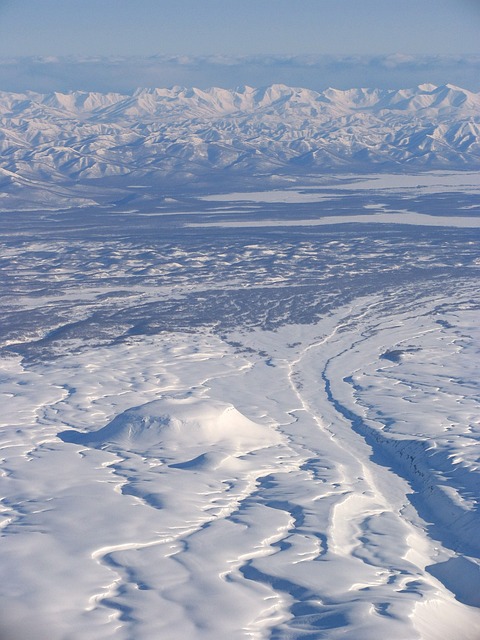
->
[{"left": 1, "top": 83, "right": 479, "bottom": 207}]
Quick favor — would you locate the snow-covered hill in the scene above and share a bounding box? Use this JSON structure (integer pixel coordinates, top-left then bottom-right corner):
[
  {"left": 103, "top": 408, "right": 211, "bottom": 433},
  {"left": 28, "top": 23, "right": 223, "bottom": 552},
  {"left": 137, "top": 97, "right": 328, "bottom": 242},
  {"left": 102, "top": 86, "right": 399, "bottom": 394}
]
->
[{"left": 0, "top": 83, "right": 479, "bottom": 207}]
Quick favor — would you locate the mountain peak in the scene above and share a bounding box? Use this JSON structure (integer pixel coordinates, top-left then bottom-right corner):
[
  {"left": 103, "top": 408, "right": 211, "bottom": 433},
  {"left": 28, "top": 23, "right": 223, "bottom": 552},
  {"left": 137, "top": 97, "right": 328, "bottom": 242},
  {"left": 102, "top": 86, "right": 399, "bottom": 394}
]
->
[
  {"left": 418, "top": 83, "right": 438, "bottom": 92},
  {"left": 0, "top": 82, "right": 478, "bottom": 207}
]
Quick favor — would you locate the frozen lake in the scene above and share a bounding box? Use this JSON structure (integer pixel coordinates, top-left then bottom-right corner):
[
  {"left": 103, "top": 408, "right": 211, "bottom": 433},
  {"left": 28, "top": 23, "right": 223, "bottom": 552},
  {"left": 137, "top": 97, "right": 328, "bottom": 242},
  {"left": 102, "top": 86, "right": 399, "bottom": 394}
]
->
[{"left": 0, "top": 174, "right": 479, "bottom": 639}]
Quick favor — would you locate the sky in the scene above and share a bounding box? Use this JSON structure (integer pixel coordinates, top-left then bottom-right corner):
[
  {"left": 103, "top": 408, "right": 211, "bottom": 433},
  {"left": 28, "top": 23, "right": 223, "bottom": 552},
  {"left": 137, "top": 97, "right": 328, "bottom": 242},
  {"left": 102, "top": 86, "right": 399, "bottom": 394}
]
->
[
  {"left": 0, "top": 0, "right": 479, "bottom": 91},
  {"left": 1, "top": 0, "right": 479, "bottom": 57}
]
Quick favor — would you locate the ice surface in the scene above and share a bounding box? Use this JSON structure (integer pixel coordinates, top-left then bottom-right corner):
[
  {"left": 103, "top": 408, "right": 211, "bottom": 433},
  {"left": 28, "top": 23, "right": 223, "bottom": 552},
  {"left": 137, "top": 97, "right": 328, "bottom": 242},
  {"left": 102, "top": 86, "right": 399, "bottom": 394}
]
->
[
  {"left": 188, "top": 210, "right": 480, "bottom": 228},
  {"left": 1, "top": 173, "right": 479, "bottom": 639}
]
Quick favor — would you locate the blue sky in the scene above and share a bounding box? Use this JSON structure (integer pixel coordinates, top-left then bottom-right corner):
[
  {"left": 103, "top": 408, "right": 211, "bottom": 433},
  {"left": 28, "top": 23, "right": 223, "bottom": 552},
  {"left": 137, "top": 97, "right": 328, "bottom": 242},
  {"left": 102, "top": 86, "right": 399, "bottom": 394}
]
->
[
  {"left": 0, "top": 0, "right": 479, "bottom": 57},
  {"left": 0, "top": 1, "right": 479, "bottom": 92}
]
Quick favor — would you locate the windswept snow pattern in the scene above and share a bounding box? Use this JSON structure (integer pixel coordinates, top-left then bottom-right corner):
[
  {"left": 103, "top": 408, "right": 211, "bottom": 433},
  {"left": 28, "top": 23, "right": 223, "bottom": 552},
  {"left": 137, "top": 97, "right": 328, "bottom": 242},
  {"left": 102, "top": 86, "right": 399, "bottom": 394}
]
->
[{"left": 0, "top": 141, "right": 479, "bottom": 637}]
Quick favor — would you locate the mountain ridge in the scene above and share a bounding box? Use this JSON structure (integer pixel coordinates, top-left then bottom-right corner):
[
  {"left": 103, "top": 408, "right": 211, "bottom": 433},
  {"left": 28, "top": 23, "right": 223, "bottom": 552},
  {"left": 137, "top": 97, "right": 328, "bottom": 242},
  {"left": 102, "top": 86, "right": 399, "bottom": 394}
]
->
[{"left": 1, "top": 83, "right": 479, "bottom": 208}]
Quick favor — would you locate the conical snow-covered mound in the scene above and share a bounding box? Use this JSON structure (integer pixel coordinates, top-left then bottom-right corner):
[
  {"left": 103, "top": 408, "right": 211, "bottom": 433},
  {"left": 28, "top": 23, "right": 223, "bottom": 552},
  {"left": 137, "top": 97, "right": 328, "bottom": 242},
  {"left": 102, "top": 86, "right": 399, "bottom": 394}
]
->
[{"left": 60, "top": 397, "right": 280, "bottom": 458}]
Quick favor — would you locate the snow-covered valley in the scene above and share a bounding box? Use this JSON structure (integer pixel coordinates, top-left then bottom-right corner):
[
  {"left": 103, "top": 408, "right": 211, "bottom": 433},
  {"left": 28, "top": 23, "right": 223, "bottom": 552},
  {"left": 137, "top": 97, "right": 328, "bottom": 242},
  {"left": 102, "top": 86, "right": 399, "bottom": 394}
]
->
[{"left": 0, "top": 85, "right": 479, "bottom": 639}]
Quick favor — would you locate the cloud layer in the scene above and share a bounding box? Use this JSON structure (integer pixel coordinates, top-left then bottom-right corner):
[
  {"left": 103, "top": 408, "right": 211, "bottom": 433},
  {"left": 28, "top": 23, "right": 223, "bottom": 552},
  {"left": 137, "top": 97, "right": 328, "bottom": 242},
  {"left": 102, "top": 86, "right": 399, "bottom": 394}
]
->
[{"left": 1, "top": 54, "right": 480, "bottom": 93}]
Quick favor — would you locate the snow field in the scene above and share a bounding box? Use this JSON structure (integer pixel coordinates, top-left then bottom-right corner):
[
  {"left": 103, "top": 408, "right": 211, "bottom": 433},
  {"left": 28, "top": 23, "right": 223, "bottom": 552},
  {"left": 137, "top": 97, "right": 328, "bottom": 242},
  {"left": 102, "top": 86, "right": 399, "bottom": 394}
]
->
[{"left": 1, "top": 284, "right": 479, "bottom": 639}]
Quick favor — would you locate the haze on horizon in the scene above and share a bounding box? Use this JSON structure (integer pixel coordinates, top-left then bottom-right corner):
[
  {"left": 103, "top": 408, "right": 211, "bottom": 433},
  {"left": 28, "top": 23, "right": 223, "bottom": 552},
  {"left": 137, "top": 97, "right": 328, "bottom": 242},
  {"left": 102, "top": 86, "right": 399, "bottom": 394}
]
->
[{"left": 0, "top": 1, "right": 479, "bottom": 93}]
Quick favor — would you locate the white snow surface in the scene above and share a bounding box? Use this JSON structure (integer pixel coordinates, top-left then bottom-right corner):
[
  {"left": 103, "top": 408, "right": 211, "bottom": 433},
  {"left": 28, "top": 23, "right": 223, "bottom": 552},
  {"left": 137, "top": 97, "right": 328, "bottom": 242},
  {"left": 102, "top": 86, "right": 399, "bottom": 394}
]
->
[{"left": 1, "top": 286, "right": 479, "bottom": 639}]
